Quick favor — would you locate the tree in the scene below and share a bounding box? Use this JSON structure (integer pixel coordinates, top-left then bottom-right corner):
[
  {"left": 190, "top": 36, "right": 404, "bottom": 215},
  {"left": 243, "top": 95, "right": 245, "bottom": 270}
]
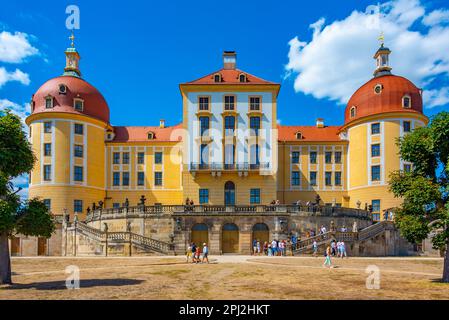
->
[
  {"left": 0, "top": 110, "right": 55, "bottom": 285},
  {"left": 389, "top": 111, "right": 449, "bottom": 283}
]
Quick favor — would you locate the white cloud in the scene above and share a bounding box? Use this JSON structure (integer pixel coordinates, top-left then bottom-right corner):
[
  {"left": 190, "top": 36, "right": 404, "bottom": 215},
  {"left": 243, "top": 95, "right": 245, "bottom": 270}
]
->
[
  {"left": 0, "top": 98, "right": 31, "bottom": 126},
  {"left": 0, "top": 31, "right": 39, "bottom": 63},
  {"left": 423, "top": 88, "right": 449, "bottom": 108},
  {"left": 423, "top": 9, "right": 449, "bottom": 26},
  {"left": 0, "top": 67, "right": 30, "bottom": 88},
  {"left": 285, "top": 0, "right": 449, "bottom": 109},
  {"left": 11, "top": 174, "right": 29, "bottom": 200}
]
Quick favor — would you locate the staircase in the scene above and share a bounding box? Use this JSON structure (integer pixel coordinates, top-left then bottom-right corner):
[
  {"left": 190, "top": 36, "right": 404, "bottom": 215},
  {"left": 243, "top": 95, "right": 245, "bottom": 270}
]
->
[
  {"left": 73, "top": 221, "right": 175, "bottom": 255},
  {"left": 293, "top": 221, "right": 394, "bottom": 255}
]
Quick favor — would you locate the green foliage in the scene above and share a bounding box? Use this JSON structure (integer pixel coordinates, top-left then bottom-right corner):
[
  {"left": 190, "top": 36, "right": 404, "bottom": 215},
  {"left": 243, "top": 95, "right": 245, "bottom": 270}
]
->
[
  {"left": 390, "top": 112, "right": 449, "bottom": 251},
  {"left": 16, "top": 198, "right": 55, "bottom": 237},
  {"left": 0, "top": 110, "right": 35, "bottom": 178}
]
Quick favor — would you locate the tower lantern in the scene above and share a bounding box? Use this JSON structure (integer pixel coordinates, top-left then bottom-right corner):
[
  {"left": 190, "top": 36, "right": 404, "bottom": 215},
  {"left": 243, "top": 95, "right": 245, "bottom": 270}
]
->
[
  {"left": 373, "top": 33, "right": 392, "bottom": 77},
  {"left": 64, "top": 31, "right": 81, "bottom": 77}
]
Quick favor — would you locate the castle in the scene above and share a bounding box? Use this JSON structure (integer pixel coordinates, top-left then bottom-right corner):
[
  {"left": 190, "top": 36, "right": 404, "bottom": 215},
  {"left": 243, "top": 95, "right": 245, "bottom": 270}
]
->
[{"left": 9, "top": 38, "right": 428, "bottom": 256}]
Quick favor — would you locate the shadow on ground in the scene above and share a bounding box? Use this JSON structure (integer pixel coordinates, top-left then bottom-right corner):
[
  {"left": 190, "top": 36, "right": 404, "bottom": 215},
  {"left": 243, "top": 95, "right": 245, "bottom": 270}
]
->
[{"left": 6, "top": 278, "right": 144, "bottom": 290}]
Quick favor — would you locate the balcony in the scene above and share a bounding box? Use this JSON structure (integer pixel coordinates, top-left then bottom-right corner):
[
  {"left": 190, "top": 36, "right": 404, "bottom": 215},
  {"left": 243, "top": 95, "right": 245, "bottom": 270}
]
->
[{"left": 189, "top": 162, "right": 270, "bottom": 172}]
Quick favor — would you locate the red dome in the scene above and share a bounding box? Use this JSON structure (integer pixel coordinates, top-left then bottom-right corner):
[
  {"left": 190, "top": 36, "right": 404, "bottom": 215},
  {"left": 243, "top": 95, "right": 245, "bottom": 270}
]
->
[
  {"left": 344, "top": 75, "right": 423, "bottom": 125},
  {"left": 31, "top": 76, "right": 110, "bottom": 123}
]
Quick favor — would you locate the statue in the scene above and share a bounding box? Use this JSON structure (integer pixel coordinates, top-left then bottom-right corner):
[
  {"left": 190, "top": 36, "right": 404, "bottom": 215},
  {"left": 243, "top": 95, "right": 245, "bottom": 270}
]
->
[
  {"left": 352, "top": 221, "right": 358, "bottom": 232},
  {"left": 86, "top": 207, "right": 91, "bottom": 214},
  {"left": 126, "top": 221, "right": 131, "bottom": 233},
  {"left": 330, "top": 220, "right": 336, "bottom": 232},
  {"left": 315, "top": 194, "right": 321, "bottom": 205},
  {"left": 364, "top": 203, "right": 368, "bottom": 211},
  {"left": 92, "top": 202, "right": 97, "bottom": 210},
  {"left": 98, "top": 200, "right": 104, "bottom": 209},
  {"left": 139, "top": 195, "right": 146, "bottom": 206},
  {"left": 124, "top": 198, "right": 129, "bottom": 208},
  {"left": 103, "top": 223, "right": 108, "bottom": 233},
  {"left": 356, "top": 200, "right": 361, "bottom": 209}
]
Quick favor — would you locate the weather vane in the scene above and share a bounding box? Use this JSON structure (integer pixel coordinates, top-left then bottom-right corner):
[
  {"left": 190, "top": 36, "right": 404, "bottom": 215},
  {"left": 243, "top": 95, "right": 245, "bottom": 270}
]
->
[{"left": 69, "top": 30, "right": 75, "bottom": 48}]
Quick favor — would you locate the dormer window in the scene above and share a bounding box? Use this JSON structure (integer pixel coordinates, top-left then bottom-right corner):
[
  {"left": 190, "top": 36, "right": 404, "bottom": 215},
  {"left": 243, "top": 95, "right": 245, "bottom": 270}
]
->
[
  {"left": 74, "top": 98, "right": 84, "bottom": 111},
  {"left": 59, "top": 84, "right": 67, "bottom": 94},
  {"left": 402, "top": 95, "right": 411, "bottom": 108},
  {"left": 374, "top": 84, "right": 383, "bottom": 94},
  {"left": 105, "top": 130, "right": 115, "bottom": 141},
  {"left": 296, "top": 132, "right": 302, "bottom": 140},
  {"left": 45, "top": 96, "right": 54, "bottom": 109},
  {"left": 239, "top": 73, "right": 247, "bottom": 83},
  {"left": 147, "top": 132, "right": 155, "bottom": 140},
  {"left": 214, "top": 73, "right": 222, "bottom": 83},
  {"left": 350, "top": 106, "right": 357, "bottom": 118}
]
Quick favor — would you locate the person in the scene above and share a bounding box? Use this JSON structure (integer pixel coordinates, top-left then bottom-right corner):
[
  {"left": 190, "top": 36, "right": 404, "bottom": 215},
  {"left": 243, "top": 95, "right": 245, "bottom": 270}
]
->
[
  {"left": 340, "top": 241, "right": 347, "bottom": 259},
  {"left": 263, "top": 241, "right": 268, "bottom": 255},
  {"left": 190, "top": 199, "right": 194, "bottom": 206},
  {"left": 291, "top": 234, "right": 297, "bottom": 251},
  {"left": 271, "top": 239, "right": 277, "bottom": 256},
  {"left": 202, "top": 243, "right": 209, "bottom": 263},
  {"left": 252, "top": 239, "right": 258, "bottom": 255},
  {"left": 336, "top": 241, "right": 342, "bottom": 258},
  {"left": 331, "top": 240, "right": 336, "bottom": 256},
  {"left": 323, "top": 245, "right": 332, "bottom": 268},
  {"left": 185, "top": 198, "right": 190, "bottom": 206},
  {"left": 268, "top": 244, "right": 273, "bottom": 256},
  {"left": 312, "top": 240, "right": 318, "bottom": 257},
  {"left": 256, "top": 240, "right": 261, "bottom": 255},
  {"left": 279, "top": 240, "right": 285, "bottom": 256},
  {"left": 186, "top": 243, "right": 193, "bottom": 263},
  {"left": 275, "top": 199, "right": 280, "bottom": 205},
  {"left": 194, "top": 245, "right": 201, "bottom": 263},
  {"left": 320, "top": 225, "right": 327, "bottom": 234},
  {"left": 191, "top": 243, "right": 197, "bottom": 263}
]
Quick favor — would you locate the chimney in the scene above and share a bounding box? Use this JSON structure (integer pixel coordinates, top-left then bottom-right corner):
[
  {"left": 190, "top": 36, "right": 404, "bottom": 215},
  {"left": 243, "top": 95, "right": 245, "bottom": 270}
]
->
[
  {"left": 223, "top": 51, "right": 236, "bottom": 69},
  {"left": 159, "top": 119, "right": 165, "bottom": 128},
  {"left": 316, "top": 118, "right": 324, "bottom": 128}
]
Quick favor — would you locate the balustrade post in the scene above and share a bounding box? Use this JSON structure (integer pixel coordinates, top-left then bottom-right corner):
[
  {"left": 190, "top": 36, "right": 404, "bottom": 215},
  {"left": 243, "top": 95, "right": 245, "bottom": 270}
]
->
[{"left": 104, "top": 223, "right": 108, "bottom": 257}]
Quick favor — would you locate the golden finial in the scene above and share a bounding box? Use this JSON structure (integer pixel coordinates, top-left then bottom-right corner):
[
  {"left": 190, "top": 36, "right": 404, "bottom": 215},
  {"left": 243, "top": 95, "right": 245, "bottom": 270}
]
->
[
  {"left": 378, "top": 31, "right": 385, "bottom": 46},
  {"left": 69, "top": 31, "right": 75, "bottom": 48}
]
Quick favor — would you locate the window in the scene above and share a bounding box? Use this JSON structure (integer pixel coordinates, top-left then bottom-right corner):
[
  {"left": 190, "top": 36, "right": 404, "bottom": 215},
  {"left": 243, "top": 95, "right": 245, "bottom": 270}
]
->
[
  {"left": 155, "top": 152, "right": 163, "bottom": 164},
  {"left": 199, "top": 189, "right": 209, "bottom": 204},
  {"left": 137, "top": 152, "right": 145, "bottom": 164},
  {"left": 43, "top": 199, "right": 51, "bottom": 210},
  {"left": 199, "top": 116, "right": 209, "bottom": 136},
  {"left": 250, "top": 188, "right": 261, "bottom": 204},
  {"left": 74, "top": 99, "right": 84, "bottom": 111},
  {"left": 200, "top": 144, "right": 209, "bottom": 165},
  {"left": 43, "top": 165, "right": 51, "bottom": 181},
  {"left": 74, "top": 166, "right": 83, "bottom": 182},
  {"left": 122, "top": 172, "right": 129, "bottom": 186},
  {"left": 371, "top": 123, "right": 380, "bottom": 134},
  {"left": 224, "top": 95, "right": 235, "bottom": 110},
  {"left": 154, "top": 172, "right": 163, "bottom": 186},
  {"left": 239, "top": 74, "right": 246, "bottom": 83},
  {"left": 224, "top": 116, "right": 235, "bottom": 135},
  {"left": 113, "top": 152, "right": 120, "bottom": 164},
  {"left": 325, "top": 152, "right": 332, "bottom": 164},
  {"left": 74, "top": 200, "right": 83, "bottom": 213},
  {"left": 372, "top": 199, "right": 381, "bottom": 212},
  {"left": 404, "top": 164, "right": 412, "bottom": 173},
  {"left": 310, "top": 172, "right": 317, "bottom": 186},
  {"left": 249, "top": 97, "right": 261, "bottom": 111},
  {"left": 113, "top": 203, "right": 120, "bottom": 209},
  {"left": 296, "top": 132, "right": 302, "bottom": 140},
  {"left": 199, "top": 96, "right": 210, "bottom": 111},
  {"left": 44, "top": 122, "right": 52, "bottom": 133},
  {"left": 113, "top": 172, "right": 120, "bottom": 186},
  {"left": 44, "top": 143, "right": 51, "bottom": 156},
  {"left": 371, "top": 165, "right": 381, "bottom": 181},
  {"left": 227, "top": 144, "right": 236, "bottom": 166},
  {"left": 250, "top": 116, "right": 260, "bottom": 136},
  {"left": 325, "top": 172, "right": 332, "bottom": 186},
  {"left": 335, "top": 171, "right": 342, "bottom": 186},
  {"left": 310, "top": 151, "right": 317, "bottom": 164},
  {"left": 334, "top": 151, "right": 342, "bottom": 164},
  {"left": 403, "top": 96, "right": 411, "bottom": 108},
  {"left": 371, "top": 144, "right": 381, "bottom": 157},
  {"left": 74, "top": 145, "right": 83, "bottom": 158},
  {"left": 350, "top": 106, "right": 356, "bottom": 118},
  {"left": 292, "top": 151, "right": 300, "bottom": 164},
  {"left": 137, "top": 172, "right": 145, "bottom": 186},
  {"left": 374, "top": 84, "right": 383, "bottom": 94},
  {"left": 74, "top": 123, "right": 83, "bottom": 135},
  {"left": 122, "top": 152, "right": 130, "bottom": 164},
  {"left": 403, "top": 121, "right": 411, "bottom": 133},
  {"left": 291, "top": 171, "right": 300, "bottom": 186},
  {"left": 147, "top": 132, "right": 155, "bottom": 140},
  {"left": 45, "top": 96, "right": 53, "bottom": 109},
  {"left": 214, "top": 74, "right": 221, "bottom": 83},
  {"left": 249, "top": 144, "right": 259, "bottom": 167},
  {"left": 59, "top": 84, "right": 67, "bottom": 94}
]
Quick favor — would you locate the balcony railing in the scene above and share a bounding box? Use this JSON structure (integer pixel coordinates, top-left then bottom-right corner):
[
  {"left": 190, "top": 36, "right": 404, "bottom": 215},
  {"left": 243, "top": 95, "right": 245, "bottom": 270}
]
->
[
  {"left": 85, "top": 204, "right": 372, "bottom": 222},
  {"left": 190, "top": 162, "right": 270, "bottom": 171}
]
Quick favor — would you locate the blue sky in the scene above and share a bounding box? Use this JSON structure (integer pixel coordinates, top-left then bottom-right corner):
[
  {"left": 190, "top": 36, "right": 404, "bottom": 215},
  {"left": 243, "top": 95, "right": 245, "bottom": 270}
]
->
[{"left": 1, "top": 0, "right": 449, "bottom": 196}]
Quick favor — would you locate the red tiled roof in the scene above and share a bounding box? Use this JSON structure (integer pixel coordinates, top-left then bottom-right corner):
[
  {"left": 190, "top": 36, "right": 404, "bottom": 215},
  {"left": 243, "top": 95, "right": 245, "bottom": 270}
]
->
[
  {"left": 344, "top": 74, "right": 423, "bottom": 125},
  {"left": 277, "top": 125, "right": 342, "bottom": 142},
  {"left": 111, "top": 124, "right": 183, "bottom": 143},
  {"left": 184, "top": 68, "right": 277, "bottom": 85}
]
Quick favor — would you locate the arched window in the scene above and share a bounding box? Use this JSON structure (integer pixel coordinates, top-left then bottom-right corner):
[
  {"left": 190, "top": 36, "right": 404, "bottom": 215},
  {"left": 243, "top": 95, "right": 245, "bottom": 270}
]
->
[
  {"left": 239, "top": 73, "right": 246, "bottom": 83},
  {"left": 296, "top": 131, "right": 302, "bottom": 140},
  {"left": 402, "top": 95, "right": 411, "bottom": 108},
  {"left": 214, "top": 73, "right": 222, "bottom": 83},
  {"left": 45, "top": 95, "right": 54, "bottom": 109},
  {"left": 74, "top": 98, "right": 84, "bottom": 111},
  {"left": 223, "top": 223, "right": 238, "bottom": 231},
  {"left": 192, "top": 224, "right": 208, "bottom": 231},
  {"left": 224, "top": 181, "right": 235, "bottom": 205},
  {"left": 350, "top": 106, "right": 357, "bottom": 118},
  {"left": 252, "top": 223, "right": 269, "bottom": 231},
  {"left": 147, "top": 131, "right": 155, "bottom": 140}
]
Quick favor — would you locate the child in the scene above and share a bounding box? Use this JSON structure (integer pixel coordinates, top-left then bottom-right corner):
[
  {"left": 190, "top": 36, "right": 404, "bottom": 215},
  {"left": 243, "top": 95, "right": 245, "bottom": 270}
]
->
[
  {"left": 323, "top": 245, "right": 332, "bottom": 268},
  {"left": 312, "top": 240, "right": 318, "bottom": 257},
  {"left": 268, "top": 244, "right": 273, "bottom": 256},
  {"left": 186, "top": 243, "right": 193, "bottom": 263},
  {"left": 195, "top": 246, "right": 201, "bottom": 264}
]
